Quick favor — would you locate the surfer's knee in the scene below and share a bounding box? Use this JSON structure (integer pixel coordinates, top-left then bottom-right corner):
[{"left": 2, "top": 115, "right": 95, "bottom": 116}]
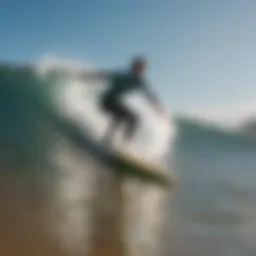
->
[{"left": 126, "top": 113, "right": 139, "bottom": 138}]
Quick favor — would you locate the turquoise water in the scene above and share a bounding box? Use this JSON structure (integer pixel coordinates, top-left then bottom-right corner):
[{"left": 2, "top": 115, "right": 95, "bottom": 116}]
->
[
  {"left": 0, "top": 64, "right": 75, "bottom": 172},
  {"left": 0, "top": 65, "right": 53, "bottom": 170},
  {"left": 1, "top": 64, "right": 256, "bottom": 255}
]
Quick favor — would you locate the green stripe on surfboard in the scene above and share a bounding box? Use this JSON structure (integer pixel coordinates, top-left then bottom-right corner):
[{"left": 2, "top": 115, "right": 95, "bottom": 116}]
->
[{"left": 111, "top": 150, "right": 175, "bottom": 189}]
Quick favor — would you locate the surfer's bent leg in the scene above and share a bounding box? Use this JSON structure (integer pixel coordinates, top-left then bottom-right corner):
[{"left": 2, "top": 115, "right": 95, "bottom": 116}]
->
[
  {"left": 123, "top": 108, "right": 138, "bottom": 141},
  {"left": 100, "top": 98, "right": 122, "bottom": 144},
  {"left": 101, "top": 98, "right": 138, "bottom": 144},
  {"left": 113, "top": 102, "right": 138, "bottom": 143}
]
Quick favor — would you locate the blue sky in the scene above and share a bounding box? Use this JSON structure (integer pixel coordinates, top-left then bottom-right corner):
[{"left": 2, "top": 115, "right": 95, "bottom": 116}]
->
[{"left": 1, "top": 0, "right": 256, "bottom": 122}]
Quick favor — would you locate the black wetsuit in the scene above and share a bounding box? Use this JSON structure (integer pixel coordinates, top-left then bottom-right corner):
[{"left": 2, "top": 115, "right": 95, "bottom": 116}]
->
[{"left": 100, "top": 72, "right": 157, "bottom": 141}]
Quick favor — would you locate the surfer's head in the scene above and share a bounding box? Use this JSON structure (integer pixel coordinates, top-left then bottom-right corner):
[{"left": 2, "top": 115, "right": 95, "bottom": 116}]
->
[{"left": 131, "top": 56, "right": 146, "bottom": 76}]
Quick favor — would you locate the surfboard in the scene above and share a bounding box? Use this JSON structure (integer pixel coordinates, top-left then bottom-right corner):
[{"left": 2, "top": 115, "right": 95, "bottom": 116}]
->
[
  {"left": 51, "top": 115, "right": 174, "bottom": 189},
  {"left": 110, "top": 149, "right": 172, "bottom": 187}
]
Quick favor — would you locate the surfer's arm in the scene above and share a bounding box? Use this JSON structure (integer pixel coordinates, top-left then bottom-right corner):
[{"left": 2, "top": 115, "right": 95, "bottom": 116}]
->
[
  {"left": 141, "top": 83, "right": 160, "bottom": 107},
  {"left": 141, "top": 83, "right": 167, "bottom": 117}
]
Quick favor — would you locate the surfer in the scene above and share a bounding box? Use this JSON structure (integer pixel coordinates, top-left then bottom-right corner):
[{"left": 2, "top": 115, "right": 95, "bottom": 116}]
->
[{"left": 80, "top": 57, "right": 167, "bottom": 146}]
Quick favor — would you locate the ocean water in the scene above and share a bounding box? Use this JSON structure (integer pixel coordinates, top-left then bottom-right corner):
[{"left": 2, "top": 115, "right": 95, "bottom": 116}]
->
[
  {"left": 165, "top": 119, "right": 256, "bottom": 256},
  {"left": 1, "top": 61, "right": 256, "bottom": 256}
]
